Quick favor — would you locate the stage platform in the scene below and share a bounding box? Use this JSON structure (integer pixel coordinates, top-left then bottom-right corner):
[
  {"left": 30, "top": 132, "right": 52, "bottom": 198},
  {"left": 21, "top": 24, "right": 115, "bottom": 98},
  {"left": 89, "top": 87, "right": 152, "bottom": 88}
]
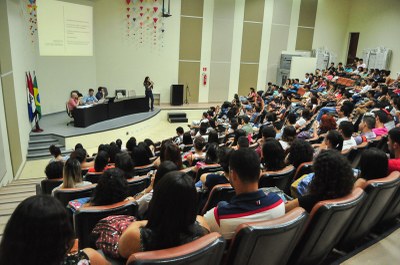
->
[{"left": 31, "top": 108, "right": 161, "bottom": 138}]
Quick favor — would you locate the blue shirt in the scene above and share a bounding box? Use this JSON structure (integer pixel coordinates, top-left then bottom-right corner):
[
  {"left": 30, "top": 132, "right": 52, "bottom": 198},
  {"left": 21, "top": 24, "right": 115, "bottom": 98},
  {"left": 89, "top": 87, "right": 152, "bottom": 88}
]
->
[{"left": 83, "top": 95, "right": 98, "bottom": 104}]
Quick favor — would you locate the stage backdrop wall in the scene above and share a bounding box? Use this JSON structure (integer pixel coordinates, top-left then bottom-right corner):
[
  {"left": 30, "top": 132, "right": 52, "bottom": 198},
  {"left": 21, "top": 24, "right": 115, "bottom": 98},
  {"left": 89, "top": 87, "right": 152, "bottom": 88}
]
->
[{"left": 94, "top": 0, "right": 181, "bottom": 104}]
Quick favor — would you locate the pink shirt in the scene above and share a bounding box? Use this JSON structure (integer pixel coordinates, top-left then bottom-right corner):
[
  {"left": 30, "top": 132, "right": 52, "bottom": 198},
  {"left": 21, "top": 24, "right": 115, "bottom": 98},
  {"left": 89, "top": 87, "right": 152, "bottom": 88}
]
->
[
  {"left": 372, "top": 127, "right": 388, "bottom": 137},
  {"left": 68, "top": 98, "right": 78, "bottom": 111}
]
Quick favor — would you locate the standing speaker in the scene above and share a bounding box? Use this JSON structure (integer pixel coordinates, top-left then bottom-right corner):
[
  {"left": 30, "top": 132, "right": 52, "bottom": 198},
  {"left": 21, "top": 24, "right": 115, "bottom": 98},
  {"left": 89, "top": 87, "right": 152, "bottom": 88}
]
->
[{"left": 171, "top": 84, "right": 184, "bottom": 105}]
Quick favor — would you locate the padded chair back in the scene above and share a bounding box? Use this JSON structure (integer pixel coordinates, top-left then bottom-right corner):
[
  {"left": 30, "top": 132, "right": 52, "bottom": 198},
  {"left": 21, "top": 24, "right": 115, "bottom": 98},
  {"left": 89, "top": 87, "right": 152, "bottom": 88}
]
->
[
  {"left": 337, "top": 171, "right": 400, "bottom": 250},
  {"left": 259, "top": 165, "right": 295, "bottom": 194},
  {"left": 134, "top": 164, "right": 155, "bottom": 176},
  {"left": 201, "top": 184, "right": 235, "bottom": 215},
  {"left": 74, "top": 200, "right": 138, "bottom": 249},
  {"left": 342, "top": 148, "right": 359, "bottom": 166},
  {"left": 227, "top": 207, "right": 308, "bottom": 265},
  {"left": 195, "top": 164, "right": 223, "bottom": 182},
  {"left": 40, "top": 178, "right": 63, "bottom": 195},
  {"left": 126, "top": 232, "right": 226, "bottom": 265},
  {"left": 66, "top": 102, "right": 73, "bottom": 117},
  {"left": 84, "top": 172, "right": 103, "bottom": 184},
  {"left": 288, "top": 188, "right": 366, "bottom": 265},
  {"left": 378, "top": 183, "right": 400, "bottom": 226},
  {"left": 53, "top": 185, "right": 96, "bottom": 207},
  {"left": 127, "top": 175, "right": 151, "bottom": 196},
  {"left": 293, "top": 162, "right": 313, "bottom": 181}
]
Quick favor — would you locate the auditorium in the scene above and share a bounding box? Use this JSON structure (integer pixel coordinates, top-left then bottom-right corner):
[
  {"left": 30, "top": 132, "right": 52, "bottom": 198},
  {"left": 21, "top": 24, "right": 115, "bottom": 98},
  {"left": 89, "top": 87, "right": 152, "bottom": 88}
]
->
[{"left": 0, "top": 0, "right": 400, "bottom": 264}]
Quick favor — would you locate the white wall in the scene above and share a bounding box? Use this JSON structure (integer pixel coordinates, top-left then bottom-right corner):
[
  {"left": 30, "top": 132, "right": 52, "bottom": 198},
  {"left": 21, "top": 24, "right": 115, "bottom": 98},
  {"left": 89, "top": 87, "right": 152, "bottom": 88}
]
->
[
  {"left": 6, "top": 0, "right": 36, "bottom": 173},
  {"left": 94, "top": 0, "right": 181, "bottom": 103},
  {"left": 347, "top": 0, "right": 400, "bottom": 73},
  {"left": 0, "top": 74, "right": 13, "bottom": 186},
  {"left": 312, "top": 0, "right": 350, "bottom": 64}
]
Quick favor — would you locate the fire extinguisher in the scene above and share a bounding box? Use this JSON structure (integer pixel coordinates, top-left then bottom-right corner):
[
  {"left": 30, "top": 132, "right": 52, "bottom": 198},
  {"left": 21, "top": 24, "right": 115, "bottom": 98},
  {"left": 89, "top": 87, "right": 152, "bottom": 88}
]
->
[{"left": 202, "top": 73, "right": 207, "bottom": 86}]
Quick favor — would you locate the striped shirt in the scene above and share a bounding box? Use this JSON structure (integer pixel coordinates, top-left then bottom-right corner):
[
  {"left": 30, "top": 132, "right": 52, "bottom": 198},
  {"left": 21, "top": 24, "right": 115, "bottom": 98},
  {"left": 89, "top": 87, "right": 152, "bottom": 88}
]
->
[{"left": 204, "top": 189, "right": 285, "bottom": 240}]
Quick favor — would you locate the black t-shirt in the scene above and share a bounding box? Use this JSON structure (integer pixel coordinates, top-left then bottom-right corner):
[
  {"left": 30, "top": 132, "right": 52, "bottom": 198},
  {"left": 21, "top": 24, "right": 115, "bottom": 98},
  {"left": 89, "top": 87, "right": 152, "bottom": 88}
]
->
[
  {"left": 144, "top": 81, "right": 153, "bottom": 91},
  {"left": 204, "top": 173, "right": 229, "bottom": 191},
  {"left": 298, "top": 194, "right": 323, "bottom": 213}
]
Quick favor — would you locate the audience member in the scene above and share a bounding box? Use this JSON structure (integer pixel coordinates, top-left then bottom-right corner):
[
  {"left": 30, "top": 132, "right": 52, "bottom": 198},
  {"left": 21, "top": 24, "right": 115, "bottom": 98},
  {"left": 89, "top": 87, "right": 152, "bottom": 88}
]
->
[
  {"left": 287, "top": 139, "right": 314, "bottom": 168},
  {"left": 204, "top": 148, "right": 284, "bottom": 239},
  {"left": 52, "top": 158, "right": 92, "bottom": 194},
  {"left": 354, "top": 148, "right": 388, "bottom": 188},
  {"left": 44, "top": 161, "right": 64, "bottom": 180}
]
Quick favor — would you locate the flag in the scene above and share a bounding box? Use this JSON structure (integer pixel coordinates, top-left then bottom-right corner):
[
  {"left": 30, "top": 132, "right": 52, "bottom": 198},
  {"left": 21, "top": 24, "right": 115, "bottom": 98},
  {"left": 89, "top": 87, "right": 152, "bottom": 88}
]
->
[
  {"left": 33, "top": 72, "right": 41, "bottom": 119},
  {"left": 26, "top": 72, "right": 35, "bottom": 122}
]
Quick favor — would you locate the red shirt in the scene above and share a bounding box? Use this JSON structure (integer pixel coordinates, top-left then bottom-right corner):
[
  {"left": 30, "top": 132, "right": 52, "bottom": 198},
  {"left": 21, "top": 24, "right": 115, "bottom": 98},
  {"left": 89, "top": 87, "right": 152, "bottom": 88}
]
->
[
  {"left": 388, "top": 159, "right": 400, "bottom": 174},
  {"left": 68, "top": 98, "right": 78, "bottom": 111}
]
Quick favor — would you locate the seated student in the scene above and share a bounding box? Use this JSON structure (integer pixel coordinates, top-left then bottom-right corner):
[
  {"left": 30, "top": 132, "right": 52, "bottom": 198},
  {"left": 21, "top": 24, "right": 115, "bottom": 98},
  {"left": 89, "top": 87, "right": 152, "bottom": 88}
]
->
[
  {"left": 135, "top": 161, "right": 179, "bottom": 218},
  {"left": 174, "top": 126, "right": 185, "bottom": 145},
  {"left": 285, "top": 150, "right": 354, "bottom": 213},
  {"left": 126, "top": 137, "right": 137, "bottom": 153},
  {"left": 179, "top": 132, "right": 194, "bottom": 152},
  {"left": 96, "top": 87, "right": 106, "bottom": 100},
  {"left": 262, "top": 139, "right": 286, "bottom": 172},
  {"left": 372, "top": 110, "right": 389, "bottom": 137},
  {"left": 204, "top": 148, "right": 285, "bottom": 240},
  {"left": 70, "top": 148, "right": 94, "bottom": 169},
  {"left": 107, "top": 142, "right": 121, "bottom": 164},
  {"left": 144, "top": 139, "right": 156, "bottom": 157},
  {"left": 236, "top": 136, "right": 250, "bottom": 149},
  {"left": 354, "top": 115, "right": 377, "bottom": 145},
  {"left": 115, "top": 152, "right": 135, "bottom": 179},
  {"left": 131, "top": 143, "right": 151, "bottom": 167},
  {"left": 52, "top": 158, "right": 92, "bottom": 194},
  {"left": 354, "top": 148, "right": 388, "bottom": 189},
  {"left": 207, "top": 129, "right": 219, "bottom": 146},
  {"left": 88, "top": 151, "right": 113, "bottom": 173},
  {"left": 295, "top": 109, "right": 311, "bottom": 130},
  {"left": 240, "top": 115, "right": 253, "bottom": 135},
  {"left": 83, "top": 88, "right": 98, "bottom": 105},
  {"left": 229, "top": 129, "right": 247, "bottom": 148},
  {"left": 49, "top": 145, "right": 68, "bottom": 163},
  {"left": 388, "top": 127, "right": 400, "bottom": 174},
  {"left": 161, "top": 142, "right": 184, "bottom": 170},
  {"left": 45, "top": 161, "right": 64, "bottom": 180},
  {"left": 199, "top": 147, "right": 233, "bottom": 191},
  {"left": 195, "top": 123, "right": 209, "bottom": 142},
  {"left": 256, "top": 126, "right": 276, "bottom": 157},
  {"left": 287, "top": 139, "right": 314, "bottom": 168},
  {"left": 316, "top": 130, "right": 344, "bottom": 152},
  {"left": 186, "top": 137, "right": 206, "bottom": 166},
  {"left": 118, "top": 171, "right": 210, "bottom": 258},
  {"left": 279, "top": 126, "right": 296, "bottom": 151},
  {"left": 0, "top": 195, "right": 109, "bottom": 265},
  {"left": 69, "top": 169, "right": 131, "bottom": 211},
  {"left": 339, "top": 121, "right": 357, "bottom": 151}
]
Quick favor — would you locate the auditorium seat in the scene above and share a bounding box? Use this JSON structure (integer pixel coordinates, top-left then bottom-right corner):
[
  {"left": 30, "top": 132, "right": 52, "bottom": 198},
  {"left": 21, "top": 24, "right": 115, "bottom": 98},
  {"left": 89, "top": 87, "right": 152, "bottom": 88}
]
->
[
  {"left": 134, "top": 164, "right": 155, "bottom": 176},
  {"left": 195, "top": 164, "right": 223, "bottom": 182},
  {"left": 259, "top": 165, "right": 295, "bottom": 194},
  {"left": 200, "top": 184, "right": 235, "bottom": 215},
  {"left": 84, "top": 172, "right": 104, "bottom": 184},
  {"left": 53, "top": 185, "right": 97, "bottom": 207},
  {"left": 39, "top": 178, "right": 63, "bottom": 195},
  {"left": 292, "top": 162, "right": 313, "bottom": 181},
  {"left": 226, "top": 207, "right": 308, "bottom": 265},
  {"left": 127, "top": 175, "right": 151, "bottom": 196},
  {"left": 126, "top": 232, "right": 226, "bottom": 265},
  {"left": 74, "top": 200, "right": 138, "bottom": 249},
  {"left": 288, "top": 188, "right": 366, "bottom": 265},
  {"left": 336, "top": 171, "right": 400, "bottom": 251}
]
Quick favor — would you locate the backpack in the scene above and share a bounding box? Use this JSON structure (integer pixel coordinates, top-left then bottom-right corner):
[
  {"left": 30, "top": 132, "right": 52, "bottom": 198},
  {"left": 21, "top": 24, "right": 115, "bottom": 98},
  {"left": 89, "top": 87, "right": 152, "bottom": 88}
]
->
[{"left": 91, "top": 215, "right": 136, "bottom": 258}]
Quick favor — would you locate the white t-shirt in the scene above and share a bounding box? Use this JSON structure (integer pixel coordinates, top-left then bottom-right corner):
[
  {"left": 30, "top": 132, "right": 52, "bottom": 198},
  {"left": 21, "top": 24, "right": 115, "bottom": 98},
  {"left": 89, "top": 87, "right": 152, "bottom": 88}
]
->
[
  {"left": 296, "top": 117, "right": 307, "bottom": 128},
  {"left": 336, "top": 117, "right": 349, "bottom": 125},
  {"left": 342, "top": 137, "right": 357, "bottom": 151}
]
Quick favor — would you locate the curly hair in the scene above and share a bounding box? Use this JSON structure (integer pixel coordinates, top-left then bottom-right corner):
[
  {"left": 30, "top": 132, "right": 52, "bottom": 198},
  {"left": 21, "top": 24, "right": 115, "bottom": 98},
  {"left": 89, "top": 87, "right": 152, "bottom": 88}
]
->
[
  {"left": 288, "top": 139, "right": 314, "bottom": 168},
  {"left": 308, "top": 150, "right": 354, "bottom": 200},
  {"left": 281, "top": 126, "right": 296, "bottom": 144},
  {"left": 262, "top": 139, "right": 286, "bottom": 171}
]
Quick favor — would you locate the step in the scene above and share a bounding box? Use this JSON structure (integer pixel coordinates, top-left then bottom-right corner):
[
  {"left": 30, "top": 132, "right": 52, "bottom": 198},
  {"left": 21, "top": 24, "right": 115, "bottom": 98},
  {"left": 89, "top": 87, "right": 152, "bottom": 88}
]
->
[
  {"left": 168, "top": 117, "right": 189, "bottom": 123},
  {"left": 27, "top": 149, "right": 72, "bottom": 160},
  {"left": 29, "top": 133, "right": 55, "bottom": 139},
  {"left": 0, "top": 191, "right": 36, "bottom": 204},
  {"left": 0, "top": 185, "right": 36, "bottom": 195},
  {"left": 29, "top": 138, "right": 59, "bottom": 148},
  {"left": 168, "top": 112, "right": 187, "bottom": 118},
  {"left": 28, "top": 144, "right": 64, "bottom": 152},
  {"left": 27, "top": 147, "right": 71, "bottom": 156}
]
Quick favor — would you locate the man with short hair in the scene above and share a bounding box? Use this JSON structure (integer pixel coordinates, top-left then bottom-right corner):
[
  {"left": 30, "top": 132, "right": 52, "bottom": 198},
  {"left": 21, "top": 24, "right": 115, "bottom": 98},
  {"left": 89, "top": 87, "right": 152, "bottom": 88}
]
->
[
  {"left": 240, "top": 115, "right": 253, "bottom": 135},
  {"left": 372, "top": 110, "right": 389, "bottom": 136},
  {"left": 339, "top": 121, "right": 357, "bottom": 151},
  {"left": 354, "top": 115, "right": 376, "bottom": 145},
  {"left": 83, "top": 88, "right": 98, "bottom": 105},
  {"left": 174, "top": 126, "right": 184, "bottom": 145},
  {"left": 204, "top": 148, "right": 285, "bottom": 240}
]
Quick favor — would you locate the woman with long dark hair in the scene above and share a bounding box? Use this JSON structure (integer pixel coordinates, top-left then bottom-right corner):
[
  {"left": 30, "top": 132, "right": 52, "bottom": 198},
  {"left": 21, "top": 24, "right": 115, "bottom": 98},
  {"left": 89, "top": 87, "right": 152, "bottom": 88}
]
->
[
  {"left": 118, "top": 171, "right": 210, "bottom": 258},
  {"left": 143, "top": 76, "right": 154, "bottom": 111},
  {"left": 0, "top": 195, "right": 109, "bottom": 265}
]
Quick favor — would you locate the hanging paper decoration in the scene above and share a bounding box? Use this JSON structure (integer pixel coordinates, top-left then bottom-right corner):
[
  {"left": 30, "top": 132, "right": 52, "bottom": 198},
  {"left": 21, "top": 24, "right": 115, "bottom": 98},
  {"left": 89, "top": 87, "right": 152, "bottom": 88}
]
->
[
  {"left": 123, "top": 0, "right": 165, "bottom": 47},
  {"left": 26, "top": 0, "right": 38, "bottom": 43}
]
